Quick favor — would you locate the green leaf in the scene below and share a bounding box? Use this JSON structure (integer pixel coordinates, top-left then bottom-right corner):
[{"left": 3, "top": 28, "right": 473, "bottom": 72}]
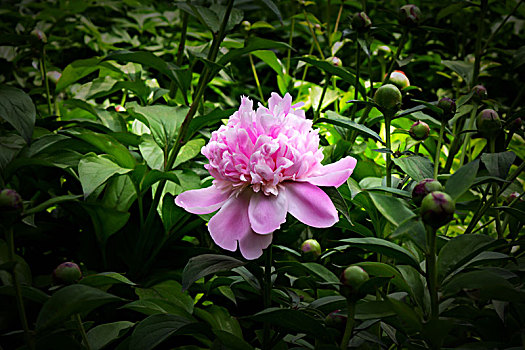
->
[
  {"left": 302, "top": 262, "right": 340, "bottom": 284},
  {"left": 437, "top": 234, "right": 500, "bottom": 283},
  {"left": 318, "top": 111, "right": 383, "bottom": 143},
  {"left": 36, "top": 284, "right": 122, "bottom": 331},
  {"left": 101, "top": 175, "right": 137, "bottom": 212},
  {"left": 339, "top": 237, "right": 421, "bottom": 270},
  {"left": 298, "top": 57, "right": 366, "bottom": 97},
  {"left": 392, "top": 156, "right": 434, "bottom": 182},
  {"left": 366, "top": 186, "right": 412, "bottom": 198},
  {"left": 78, "top": 153, "right": 132, "bottom": 197},
  {"left": 136, "top": 280, "right": 194, "bottom": 316},
  {"left": 368, "top": 192, "right": 416, "bottom": 226},
  {"left": 259, "top": 0, "right": 282, "bottom": 23},
  {"left": 182, "top": 254, "right": 246, "bottom": 291},
  {"left": 87, "top": 321, "right": 134, "bottom": 350},
  {"left": 194, "top": 305, "right": 243, "bottom": 338},
  {"left": 321, "top": 186, "right": 352, "bottom": 225},
  {"left": 80, "top": 272, "right": 136, "bottom": 287},
  {"left": 23, "top": 194, "right": 82, "bottom": 216},
  {"left": 442, "top": 60, "right": 474, "bottom": 87},
  {"left": 82, "top": 203, "right": 130, "bottom": 244},
  {"left": 0, "top": 85, "right": 36, "bottom": 143},
  {"left": 386, "top": 297, "right": 422, "bottom": 334},
  {"left": 186, "top": 108, "right": 235, "bottom": 141},
  {"left": 355, "top": 262, "right": 412, "bottom": 295},
  {"left": 444, "top": 160, "right": 479, "bottom": 200},
  {"left": 480, "top": 151, "right": 516, "bottom": 179},
  {"left": 355, "top": 300, "right": 396, "bottom": 320},
  {"left": 127, "top": 102, "right": 188, "bottom": 150},
  {"left": 129, "top": 314, "right": 193, "bottom": 350},
  {"left": 173, "top": 139, "right": 205, "bottom": 168},
  {"left": 66, "top": 129, "right": 136, "bottom": 169},
  {"left": 443, "top": 270, "right": 525, "bottom": 302},
  {"left": 56, "top": 58, "right": 100, "bottom": 92},
  {"left": 0, "top": 134, "right": 25, "bottom": 171},
  {"left": 139, "top": 134, "right": 164, "bottom": 170},
  {"left": 251, "top": 308, "right": 332, "bottom": 342},
  {"left": 252, "top": 50, "right": 285, "bottom": 77},
  {"left": 214, "top": 329, "right": 254, "bottom": 350}
]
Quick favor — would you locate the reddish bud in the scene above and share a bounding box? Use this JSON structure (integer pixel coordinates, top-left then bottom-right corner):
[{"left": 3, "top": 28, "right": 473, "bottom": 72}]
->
[
  {"left": 409, "top": 121, "right": 430, "bottom": 141},
  {"left": 412, "top": 178, "right": 443, "bottom": 205}
]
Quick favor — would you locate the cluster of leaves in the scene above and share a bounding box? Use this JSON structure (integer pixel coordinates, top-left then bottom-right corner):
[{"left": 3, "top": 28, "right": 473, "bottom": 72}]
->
[{"left": 0, "top": 0, "right": 524, "bottom": 349}]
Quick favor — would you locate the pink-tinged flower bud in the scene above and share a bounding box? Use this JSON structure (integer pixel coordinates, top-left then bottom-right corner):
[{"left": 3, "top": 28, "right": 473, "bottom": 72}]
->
[
  {"left": 420, "top": 191, "right": 455, "bottom": 228},
  {"left": 325, "top": 309, "right": 347, "bottom": 329},
  {"left": 340, "top": 265, "right": 369, "bottom": 289},
  {"left": 314, "top": 23, "right": 323, "bottom": 34},
  {"left": 505, "top": 192, "right": 522, "bottom": 205},
  {"left": 476, "top": 109, "right": 501, "bottom": 137},
  {"left": 300, "top": 239, "right": 322, "bottom": 260},
  {"left": 409, "top": 121, "right": 430, "bottom": 141},
  {"left": 387, "top": 70, "right": 410, "bottom": 90},
  {"left": 374, "top": 84, "right": 402, "bottom": 112},
  {"left": 46, "top": 71, "right": 62, "bottom": 84},
  {"left": 438, "top": 97, "right": 456, "bottom": 120},
  {"left": 399, "top": 5, "right": 422, "bottom": 26},
  {"left": 115, "top": 105, "right": 126, "bottom": 112},
  {"left": 0, "top": 189, "right": 23, "bottom": 211},
  {"left": 53, "top": 262, "right": 82, "bottom": 284},
  {"left": 351, "top": 12, "right": 372, "bottom": 31},
  {"left": 412, "top": 178, "right": 443, "bottom": 205},
  {"left": 326, "top": 56, "right": 342, "bottom": 67},
  {"left": 471, "top": 85, "right": 488, "bottom": 102},
  {"left": 31, "top": 29, "right": 47, "bottom": 43}
]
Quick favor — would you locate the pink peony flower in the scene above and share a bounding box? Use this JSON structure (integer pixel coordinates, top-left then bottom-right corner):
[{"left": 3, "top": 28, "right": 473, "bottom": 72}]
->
[{"left": 175, "top": 93, "right": 356, "bottom": 259}]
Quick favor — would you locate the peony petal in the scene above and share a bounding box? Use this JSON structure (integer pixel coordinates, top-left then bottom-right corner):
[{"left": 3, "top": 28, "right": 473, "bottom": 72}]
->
[
  {"left": 239, "top": 231, "right": 273, "bottom": 260},
  {"left": 303, "top": 156, "right": 357, "bottom": 187},
  {"left": 285, "top": 182, "right": 338, "bottom": 227},
  {"left": 248, "top": 191, "right": 288, "bottom": 234},
  {"left": 175, "top": 186, "right": 232, "bottom": 214},
  {"left": 208, "top": 191, "right": 252, "bottom": 252}
]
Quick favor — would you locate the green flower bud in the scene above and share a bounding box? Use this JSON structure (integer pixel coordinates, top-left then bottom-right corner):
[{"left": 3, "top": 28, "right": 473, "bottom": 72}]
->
[
  {"left": 399, "top": 5, "right": 422, "bottom": 27},
  {"left": 325, "top": 309, "right": 347, "bottom": 329},
  {"left": 420, "top": 191, "right": 455, "bottom": 228},
  {"left": 412, "top": 178, "right": 443, "bottom": 205},
  {"left": 340, "top": 265, "right": 369, "bottom": 289},
  {"left": 409, "top": 121, "right": 430, "bottom": 141},
  {"left": 0, "top": 189, "right": 22, "bottom": 211},
  {"left": 241, "top": 20, "right": 251, "bottom": 31},
  {"left": 508, "top": 117, "right": 522, "bottom": 132},
  {"left": 326, "top": 56, "right": 342, "bottom": 67},
  {"left": 374, "top": 84, "right": 402, "bottom": 113},
  {"left": 471, "top": 85, "right": 488, "bottom": 102},
  {"left": 476, "top": 109, "right": 501, "bottom": 137},
  {"left": 438, "top": 97, "right": 456, "bottom": 120},
  {"left": 351, "top": 12, "right": 372, "bottom": 31},
  {"left": 31, "top": 28, "right": 47, "bottom": 43},
  {"left": 53, "top": 262, "right": 82, "bottom": 284},
  {"left": 301, "top": 239, "right": 322, "bottom": 260},
  {"left": 387, "top": 70, "right": 410, "bottom": 90}
]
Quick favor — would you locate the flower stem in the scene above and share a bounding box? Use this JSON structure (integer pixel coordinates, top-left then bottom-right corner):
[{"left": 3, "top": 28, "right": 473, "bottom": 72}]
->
[
  {"left": 40, "top": 49, "right": 52, "bottom": 115},
  {"left": 414, "top": 143, "right": 420, "bottom": 155},
  {"left": 249, "top": 54, "right": 264, "bottom": 102},
  {"left": 314, "top": 74, "right": 331, "bottom": 123},
  {"left": 425, "top": 224, "right": 439, "bottom": 322},
  {"left": 303, "top": 10, "right": 325, "bottom": 60},
  {"left": 340, "top": 300, "right": 355, "bottom": 349},
  {"left": 169, "top": 10, "right": 189, "bottom": 100},
  {"left": 350, "top": 33, "right": 361, "bottom": 120},
  {"left": 385, "top": 112, "right": 392, "bottom": 187},
  {"left": 458, "top": 102, "right": 478, "bottom": 168},
  {"left": 489, "top": 137, "right": 504, "bottom": 238},
  {"left": 383, "top": 27, "right": 408, "bottom": 86},
  {"left": 473, "top": 0, "right": 488, "bottom": 86},
  {"left": 75, "top": 313, "right": 92, "bottom": 350},
  {"left": 434, "top": 122, "right": 446, "bottom": 179},
  {"left": 6, "top": 227, "right": 34, "bottom": 350},
  {"left": 262, "top": 245, "right": 273, "bottom": 350},
  {"left": 286, "top": 18, "right": 295, "bottom": 75}
]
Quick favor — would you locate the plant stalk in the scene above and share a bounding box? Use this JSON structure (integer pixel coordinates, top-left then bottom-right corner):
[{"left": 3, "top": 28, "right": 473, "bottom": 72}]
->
[
  {"left": 425, "top": 224, "right": 439, "bottom": 322},
  {"left": 262, "top": 245, "right": 273, "bottom": 350},
  {"left": 473, "top": 0, "right": 488, "bottom": 86},
  {"left": 351, "top": 33, "right": 362, "bottom": 120},
  {"left": 434, "top": 122, "right": 446, "bottom": 179},
  {"left": 40, "top": 49, "right": 52, "bottom": 115},
  {"left": 340, "top": 300, "right": 355, "bottom": 349},
  {"left": 286, "top": 18, "right": 295, "bottom": 75},
  {"left": 303, "top": 10, "right": 325, "bottom": 60},
  {"left": 169, "top": 10, "right": 189, "bottom": 100},
  {"left": 385, "top": 112, "right": 392, "bottom": 187},
  {"left": 458, "top": 102, "right": 478, "bottom": 167},
  {"left": 314, "top": 74, "right": 331, "bottom": 122},
  {"left": 249, "top": 54, "right": 264, "bottom": 102},
  {"left": 75, "top": 313, "right": 92, "bottom": 350},
  {"left": 383, "top": 28, "right": 408, "bottom": 86}
]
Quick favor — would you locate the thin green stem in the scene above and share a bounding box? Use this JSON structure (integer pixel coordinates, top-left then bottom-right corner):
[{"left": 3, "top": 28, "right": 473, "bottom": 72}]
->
[
  {"left": 40, "top": 50, "right": 52, "bottom": 115},
  {"left": 332, "top": 2, "right": 344, "bottom": 36},
  {"left": 385, "top": 113, "right": 392, "bottom": 187},
  {"left": 489, "top": 137, "right": 504, "bottom": 238},
  {"left": 141, "top": 0, "right": 234, "bottom": 252},
  {"left": 340, "top": 301, "right": 355, "bottom": 349},
  {"left": 434, "top": 122, "right": 446, "bottom": 179},
  {"left": 303, "top": 10, "right": 325, "bottom": 60},
  {"left": 414, "top": 143, "right": 420, "bottom": 155},
  {"left": 286, "top": 18, "right": 295, "bottom": 75},
  {"left": 262, "top": 245, "right": 273, "bottom": 350},
  {"left": 458, "top": 102, "right": 478, "bottom": 167},
  {"left": 351, "top": 33, "right": 361, "bottom": 120},
  {"left": 169, "top": 10, "right": 189, "bottom": 100},
  {"left": 314, "top": 74, "right": 331, "bottom": 122},
  {"left": 249, "top": 54, "right": 264, "bottom": 102},
  {"left": 75, "top": 313, "right": 92, "bottom": 350},
  {"left": 481, "top": 0, "right": 523, "bottom": 55},
  {"left": 473, "top": 0, "right": 488, "bottom": 86},
  {"left": 383, "top": 28, "right": 408, "bottom": 86},
  {"left": 425, "top": 224, "right": 439, "bottom": 322},
  {"left": 6, "top": 227, "right": 34, "bottom": 350}
]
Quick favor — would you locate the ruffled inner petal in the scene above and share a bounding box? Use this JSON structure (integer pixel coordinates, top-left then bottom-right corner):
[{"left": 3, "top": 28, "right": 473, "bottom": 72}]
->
[{"left": 285, "top": 182, "right": 338, "bottom": 228}]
